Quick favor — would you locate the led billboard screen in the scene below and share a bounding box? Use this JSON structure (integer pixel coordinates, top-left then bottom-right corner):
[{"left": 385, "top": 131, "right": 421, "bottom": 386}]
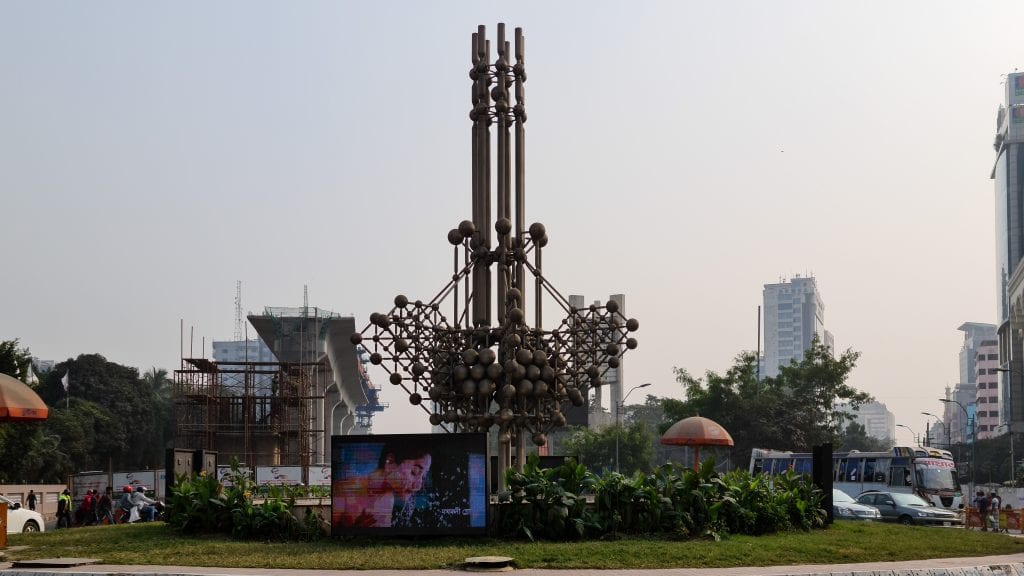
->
[{"left": 331, "top": 433, "right": 487, "bottom": 536}]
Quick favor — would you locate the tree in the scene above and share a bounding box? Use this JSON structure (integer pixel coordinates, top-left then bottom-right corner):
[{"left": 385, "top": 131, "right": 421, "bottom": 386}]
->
[
  {"left": 663, "top": 338, "right": 870, "bottom": 469},
  {"left": 0, "top": 339, "right": 33, "bottom": 381},
  {"left": 562, "top": 421, "right": 654, "bottom": 476},
  {"left": 838, "top": 422, "right": 890, "bottom": 452}
]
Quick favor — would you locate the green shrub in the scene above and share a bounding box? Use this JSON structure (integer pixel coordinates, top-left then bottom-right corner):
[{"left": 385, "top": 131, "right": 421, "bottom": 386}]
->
[
  {"left": 498, "top": 454, "right": 598, "bottom": 541},
  {"left": 497, "top": 456, "right": 826, "bottom": 541},
  {"left": 166, "top": 460, "right": 319, "bottom": 541}
]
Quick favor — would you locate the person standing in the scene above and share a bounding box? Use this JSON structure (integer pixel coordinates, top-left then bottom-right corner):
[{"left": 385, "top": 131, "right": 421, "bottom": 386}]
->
[
  {"left": 989, "top": 492, "right": 1002, "bottom": 532},
  {"left": 973, "top": 490, "right": 990, "bottom": 531},
  {"left": 56, "top": 489, "right": 72, "bottom": 529},
  {"left": 97, "top": 487, "right": 115, "bottom": 525},
  {"left": 26, "top": 490, "right": 36, "bottom": 511}
]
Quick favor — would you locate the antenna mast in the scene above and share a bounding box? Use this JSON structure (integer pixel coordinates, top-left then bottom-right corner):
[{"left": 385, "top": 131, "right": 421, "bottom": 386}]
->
[{"left": 234, "top": 280, "right": 244, "bottom": 341}]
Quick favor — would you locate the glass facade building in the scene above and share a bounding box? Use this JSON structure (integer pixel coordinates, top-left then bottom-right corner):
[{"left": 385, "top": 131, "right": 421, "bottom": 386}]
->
[{"left": 994, "top": 72, "right": 1024, "bottom": 431}]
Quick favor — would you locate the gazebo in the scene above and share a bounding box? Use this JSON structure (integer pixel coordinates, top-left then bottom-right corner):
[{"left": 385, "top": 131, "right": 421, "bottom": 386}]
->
[{"left": 660, "top": 415, "right": 734, "bottom": 470}]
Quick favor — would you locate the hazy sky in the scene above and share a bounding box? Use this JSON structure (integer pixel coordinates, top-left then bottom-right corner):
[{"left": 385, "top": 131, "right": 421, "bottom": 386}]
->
[{"left": 2, "top": 1, "right": 1018, "bottom": 445}]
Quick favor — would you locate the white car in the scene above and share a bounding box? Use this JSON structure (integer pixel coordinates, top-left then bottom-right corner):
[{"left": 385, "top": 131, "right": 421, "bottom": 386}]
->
[{"left": 0, "top": 495, "right": 44, "bottom": 533}]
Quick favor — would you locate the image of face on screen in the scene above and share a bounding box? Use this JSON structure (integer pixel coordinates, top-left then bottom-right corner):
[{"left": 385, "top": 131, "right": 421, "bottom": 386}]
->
[{"left": 334, "top": 444, "right": 432, "bottom": 528}]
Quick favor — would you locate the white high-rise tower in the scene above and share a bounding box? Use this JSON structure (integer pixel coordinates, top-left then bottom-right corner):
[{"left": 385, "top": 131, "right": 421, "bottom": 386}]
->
[{"left": 762, "top": 276, "right": 830, "bottom": 379}]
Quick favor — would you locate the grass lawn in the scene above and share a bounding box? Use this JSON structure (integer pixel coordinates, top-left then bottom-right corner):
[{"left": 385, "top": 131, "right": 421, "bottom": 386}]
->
[{"left": 6, "top": 522, "right": 1024, "bottom": 570}]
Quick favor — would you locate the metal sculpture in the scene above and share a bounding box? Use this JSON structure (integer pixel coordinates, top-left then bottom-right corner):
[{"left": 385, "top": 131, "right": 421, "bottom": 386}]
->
[{"left": 351, "top": 23, "right": 638, "bottom": 485}]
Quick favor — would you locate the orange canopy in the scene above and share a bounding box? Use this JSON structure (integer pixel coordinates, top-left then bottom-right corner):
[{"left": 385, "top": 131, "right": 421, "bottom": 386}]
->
[
  {"left": 0, "top": 373, "right": 49, "bottom": 421},
  {"left": 660, "top": 416, "right": 733, "bottom": 470},
  {"left": 660, "top": 415, "right": 734, "bottom": 446}
]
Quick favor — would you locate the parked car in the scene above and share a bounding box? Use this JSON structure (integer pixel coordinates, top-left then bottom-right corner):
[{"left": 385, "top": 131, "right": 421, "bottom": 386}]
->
[
  {"left": 855, "top": 490, "right": 961, "bottom": 526},
  {"left": 832, "top": 489, "right": 881, "bottom": 521},
  {"left": 0, "top": 495, "right": 45, "bottom": 533}
]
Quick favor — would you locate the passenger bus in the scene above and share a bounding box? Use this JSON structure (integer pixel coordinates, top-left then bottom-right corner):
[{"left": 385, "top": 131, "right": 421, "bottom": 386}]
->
[{"left": 749, "top": 446, "right": 962, "bottom": 509}]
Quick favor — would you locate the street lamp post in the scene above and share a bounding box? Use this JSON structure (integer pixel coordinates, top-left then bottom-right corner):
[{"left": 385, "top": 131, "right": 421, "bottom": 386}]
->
[
  {"left": 922, "top": 412, "right": 949, "bottom": 450},
  {"left": 897, "top": 424, "right": 919, "bottom": 446},
  {"left": 940, "top": 398, "right": 974, "bottom": 496},
  {"left": 615, "top": 382, "right": 652, "bottom": 473},
  {"left": 996, "top": 368, "right": 1017, "bottom": 485}
]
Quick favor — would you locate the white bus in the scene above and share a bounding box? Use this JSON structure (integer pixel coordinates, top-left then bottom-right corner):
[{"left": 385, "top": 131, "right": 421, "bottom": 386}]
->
[{"left": 749, "top": 446, "right": 962, "bottom": 510}]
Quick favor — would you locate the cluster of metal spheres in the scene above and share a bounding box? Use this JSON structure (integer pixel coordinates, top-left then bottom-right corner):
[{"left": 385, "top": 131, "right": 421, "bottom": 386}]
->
[{"left": 352, "top": 285, "right": 637, "bottom": 446}]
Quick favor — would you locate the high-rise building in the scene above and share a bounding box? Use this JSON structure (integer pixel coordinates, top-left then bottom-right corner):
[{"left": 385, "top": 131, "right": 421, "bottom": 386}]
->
[
  {"left": 761, "top": 276, "right": 831, "bottom": 379},
  {"left": 943, "top": 383, "right": 979, "bottom": 445},
  {"left": 837, "top": 401, "right": 895, "bottom": 444},
  {"left": 993, "top": 73, "right": 1024, "bottom": 434},
  {"left": 955, "top": 323, "right": 999, "bottom": 439}
]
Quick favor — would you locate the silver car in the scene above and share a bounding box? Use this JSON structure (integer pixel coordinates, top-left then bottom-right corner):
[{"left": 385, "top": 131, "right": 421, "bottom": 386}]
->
[
  {"left": 855, "top": 490, "right": 962, "bottom": 526},
  {"left": 0, "top": 495, "right": 45, "bottom": 533},
  {"left": 832, "top": 489, "right": 881, "bottom": 520}
]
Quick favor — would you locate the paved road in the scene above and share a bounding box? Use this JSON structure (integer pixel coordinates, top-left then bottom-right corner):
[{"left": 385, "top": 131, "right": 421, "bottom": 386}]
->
[{"left": 4, "top": 554, "right": 1024, "bottom": 576}]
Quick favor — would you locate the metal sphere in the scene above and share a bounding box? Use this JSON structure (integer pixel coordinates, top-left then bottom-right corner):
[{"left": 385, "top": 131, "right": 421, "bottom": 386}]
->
[
  {"left": 469, "top": 364, "right": 486, "bottom": 381},
  {"left": 608, "top": 357, "right": 620, "bottom": 369},
  {"left": 369, "top": 312, "right": 381, "bottom": 325},
  {"left": 462, "top": 380, "right": 477, "bottom": 396},
  {"left": 538, "top": 234, "right": 548, "bottom": 247},
  {"left": 528, "top": 222, "right": 546, "bottom": 241},
  {"left": 486, "top": 363, "right": 503, "bottom": 380},
  {"left": 453, "top": 365, "right": 468, "bottom": 382},
  {"left": 412, "top": 362, "right": 426, "bottom": 376},
  {"left": 517, "top": 379, "right": 534, "bottom": 396},
  {"left": 429, "top": 413, "right": 442, "bottom": 426},
  {"left": 508, "top": 307, "right": 524, "bottom": 323},
  {"left": 506, "top": 288, "right": 521, "bottom": 303},
  {"left": 605, "top": 342, "right": 619, "bottom": 356},
  {"left": 499, "top": 433, "right": 511, "bottom": 443},
  {"left": 448, "top": 229, "right": 463, "bottom": 245},
  {"left": 370, "top": 353, "right": 383, "bottom": 365},
  {"left": 499, "top": 384, "right": 516, "bottom": 399},
  {"left": 389, "top": 373, "right": 402, "bottom": 385},
  {"left": 532, "top": 350, "right": 547, "bottom": 366},
  {"left": 553, "top": 412, "right": 566, "bottom": 426},
  {"left": 525, "top": 365, "right": 541, "bottom": 381},
  {"left": 395, "top": 339, "right": 410, "bottom": 353},
  {"left": 499, "top": 408, "right": 514, "bottom": 423},
  {"left": 409, "top": 393, "right": 422, "bottom": 405},
  {"left": 479, "top": 347, "right": 496, "bottom": 365},
  {"left": 626, "top": 337, "right": 638, "bottom": 350},
  {"left": 569, "top": 389, "right": 584, "bottom": 406},
  {"left": 495, "top": 217, "right": 512, "bottom": 235},
  {"left": 516, "top": 348, "right": 533, "bottom": 365},
  {"left": 350, "top": 333, "right": 362, "bottom": 345},
  {"left": 606, "top": 299, "right": 619, "bottom": 314},
  {"left": 478, "top": 378, "right": 495, "bottom": 395},
  {"left": 586, "top": 365, "right": 600, "bottom": 379},
  {"left": 459, "top": 220, "right": 476, "bottom": 238},
  {"left": 394, "top": 294, "right": 409, "bottom": 308},
  {"left": 540, "top": 365, "right": 555, "bottom": 383},
  {"left": 626, "top": 318, "right": 640, "bottom": 332},
  {"left": 428, "top": 386, "right": 442, "bottom": 401},
  {"left": 532, "top": 433, "right": 547, "bottom": 447},
  {"left": 462, "top": 348, "right": 480, "bottom": 366},
  {"left": 533, "top": 381, "right": 548, "bottom": 396}
]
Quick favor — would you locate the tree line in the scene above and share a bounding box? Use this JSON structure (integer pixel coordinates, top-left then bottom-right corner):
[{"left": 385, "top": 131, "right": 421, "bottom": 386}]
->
[
  {"left": 564, "top": 338, "right": 890, "bottom": 475},
  {"left": 0, "top": 339, "right": 173, "bottom": 483}
]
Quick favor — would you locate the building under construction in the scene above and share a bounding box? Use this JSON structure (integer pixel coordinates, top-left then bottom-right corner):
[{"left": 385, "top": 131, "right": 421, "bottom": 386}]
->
[{"left": 174, "top": 306, "right": 383, "bottom": 468}]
